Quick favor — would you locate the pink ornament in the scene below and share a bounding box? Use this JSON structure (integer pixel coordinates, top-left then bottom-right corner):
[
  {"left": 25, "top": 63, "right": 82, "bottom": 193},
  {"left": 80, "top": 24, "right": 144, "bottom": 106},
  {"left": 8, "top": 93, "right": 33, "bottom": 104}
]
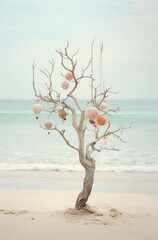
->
[
  {"left": 99, "top": 102, "right": 106, "bottom": 111},
  {"left": 44, "top": 120, "right": 53, "bottom": 129},
  {"left": 86, "top": 107, "right": 99, "bottom": 120},
  {"left": 101, "top": 137, "right": 108, "bottom": 149},
  {"left": 104, "top": 138, "right": 108, "bottom": 145},
  {"left": 62, "top": 80, "right": 69, "bottom": 90},
  {"left": 93, "top": 123, "right": 97, "bottom": 128},
  {"left": 65, "top": 72, "right": 73, "bottom": 81},
  {"left": 32, "top": 104, "right": 43, "bottom": 115}
]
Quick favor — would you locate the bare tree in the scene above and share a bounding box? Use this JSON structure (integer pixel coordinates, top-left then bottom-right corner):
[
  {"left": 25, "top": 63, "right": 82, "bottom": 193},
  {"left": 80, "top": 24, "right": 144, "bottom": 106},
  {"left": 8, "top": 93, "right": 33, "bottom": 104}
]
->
[{"left": 32, "top": 41, "right": 131, "bottom": 210}]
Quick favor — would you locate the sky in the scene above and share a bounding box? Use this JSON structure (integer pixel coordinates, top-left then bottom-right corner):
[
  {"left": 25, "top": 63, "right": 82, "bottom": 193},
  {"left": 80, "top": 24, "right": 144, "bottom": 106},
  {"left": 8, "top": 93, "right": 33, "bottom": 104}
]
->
[{"left": 0, "top": 0, "right": 158, "bottom": 99}]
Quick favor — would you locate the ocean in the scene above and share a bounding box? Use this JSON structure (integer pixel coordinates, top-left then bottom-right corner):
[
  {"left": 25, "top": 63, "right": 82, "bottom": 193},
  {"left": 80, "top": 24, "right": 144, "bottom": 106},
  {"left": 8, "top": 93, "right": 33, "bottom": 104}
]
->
[{"left": 0, "top": 99, "right": 158, "bottom": 172}]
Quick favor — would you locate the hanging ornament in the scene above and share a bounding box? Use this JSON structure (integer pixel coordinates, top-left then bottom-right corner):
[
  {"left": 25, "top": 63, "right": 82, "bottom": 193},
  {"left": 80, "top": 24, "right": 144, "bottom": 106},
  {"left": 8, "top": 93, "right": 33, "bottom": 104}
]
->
[
  {"left": 101, "top": 137, "right": 108, "bottom": 149},
  {"left": 65, "top": 72, "right": 73, "bottom": 81},
  {"left": 93, "top": 123, "right": 97, "bottom": 128},
  {"left": 99, "top": 102, "right": 106, "bottom": 111},
  {"left": 97, "top": 115, "right": 107, "bottom": 126},
  {"left": 32, "top": 104, "right": 43, "bottom": 116},
  {"left": 61, "top": 80, "right": 70, "bottom": 90},
  {"left": 58, "top": 110, "right": 67, "bottom": 120},
  {"left": 103, "top": 137, "right": 108, "bottom": 145},
  {"left": 86, "top": 107, "right": 99, "bottom": 120},
  {"left": 44, "top": 120, "right": 53, "bottom": 129},
  {"left": 89, "top": 119, "right": 95, "bottom": 124}
]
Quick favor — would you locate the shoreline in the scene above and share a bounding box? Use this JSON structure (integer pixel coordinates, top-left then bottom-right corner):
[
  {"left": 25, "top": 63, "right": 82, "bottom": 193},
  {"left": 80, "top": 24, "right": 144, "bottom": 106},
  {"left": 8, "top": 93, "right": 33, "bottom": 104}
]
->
[{"left": 0, "top": 170, "right": 158, "bottom": 194}]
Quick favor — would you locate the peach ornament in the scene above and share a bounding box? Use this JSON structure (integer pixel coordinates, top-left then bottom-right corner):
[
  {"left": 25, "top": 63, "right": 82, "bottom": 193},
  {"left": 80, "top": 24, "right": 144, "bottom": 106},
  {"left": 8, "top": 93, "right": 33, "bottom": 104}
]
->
[
  {"left": 58, "top": 110, "right": 67, "bottom": 119},
  {"left": 44, "top": 120, "right": 53, "bottom": 129},
  {"left": 32, "top": 104, "right": 43, "bottom": 115}
]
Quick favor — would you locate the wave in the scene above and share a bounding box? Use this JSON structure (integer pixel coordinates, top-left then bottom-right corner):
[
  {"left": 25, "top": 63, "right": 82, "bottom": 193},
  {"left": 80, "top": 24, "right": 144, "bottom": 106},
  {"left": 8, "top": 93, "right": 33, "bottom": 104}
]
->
[
  {"left": 0, "top": 163, "right": 158, "bottom": 172},
  {"left": 0, "top": 148, "right": 158, "bottom": 172}
]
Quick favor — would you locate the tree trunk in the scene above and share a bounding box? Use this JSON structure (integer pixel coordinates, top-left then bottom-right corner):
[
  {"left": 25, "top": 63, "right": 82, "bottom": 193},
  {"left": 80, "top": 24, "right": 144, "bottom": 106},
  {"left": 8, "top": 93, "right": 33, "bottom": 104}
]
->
[
  {"left": 75, "top": 160, "right": 95, "bottom": 209},
  {"left": 75, "top": 127, "right": 96, "bottom": 209}
]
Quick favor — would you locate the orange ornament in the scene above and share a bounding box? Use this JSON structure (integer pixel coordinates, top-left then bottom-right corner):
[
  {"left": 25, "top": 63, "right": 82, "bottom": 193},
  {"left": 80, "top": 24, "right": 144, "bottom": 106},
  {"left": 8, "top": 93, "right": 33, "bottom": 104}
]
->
[
  {"left": 97, "top": 115, "right": 107, "bottom": 126},
  {"left": 58, "top": 110, "right": 67, "bottom": 119}
]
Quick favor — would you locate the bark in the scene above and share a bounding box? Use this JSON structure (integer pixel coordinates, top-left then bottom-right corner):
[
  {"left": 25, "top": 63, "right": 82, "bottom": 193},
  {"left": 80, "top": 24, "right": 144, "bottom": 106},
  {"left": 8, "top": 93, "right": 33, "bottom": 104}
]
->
[{"left": 75, "top": 157, "right": 96, "bottom": 209}]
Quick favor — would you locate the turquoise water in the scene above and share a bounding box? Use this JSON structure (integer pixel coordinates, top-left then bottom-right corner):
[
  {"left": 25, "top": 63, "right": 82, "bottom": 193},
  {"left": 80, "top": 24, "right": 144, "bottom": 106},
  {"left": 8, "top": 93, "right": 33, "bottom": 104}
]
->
[{"left": 0, "top": 99, "right": 158, "bottom": 172}]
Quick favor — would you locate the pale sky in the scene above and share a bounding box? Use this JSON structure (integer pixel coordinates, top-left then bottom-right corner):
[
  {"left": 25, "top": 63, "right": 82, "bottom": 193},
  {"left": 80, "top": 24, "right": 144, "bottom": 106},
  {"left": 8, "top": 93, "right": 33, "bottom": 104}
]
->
[{"left": 0, "top": 0, "right": 158, "bottom": 99}]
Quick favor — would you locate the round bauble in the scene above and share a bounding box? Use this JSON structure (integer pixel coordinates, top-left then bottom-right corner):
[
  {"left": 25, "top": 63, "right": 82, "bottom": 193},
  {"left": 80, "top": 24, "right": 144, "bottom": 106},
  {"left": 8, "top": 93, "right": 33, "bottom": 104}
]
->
[
  {"left": 99, "top": 102, "right": 106, "bottom": 111},
  {"left": 86, "top": 107, "right": 99, "bottom": 120},
  {"left": 32, "top": 104, "right": 43, "bottom": 115},
  {"left": 62, "top": 80, "right": 69, "bottom": 90},
  {"left": 32, "top": 103, "right": 43, "bottom": 115},
  {"left": 97, "top": 115, "right": 107, "bottom": 126},
  {"left": 89, "top": 119, "right": 95, "bottom": 124},
  {"left": 58, "top": 110, "right": 67, "bottom": 119},
  {"left": 44, "top": 120, "right": 53, "bottom": 129},
  {"left": 65, "top": 72, "right": 73, "bottom": 81},
  {"left": 93, "top": 123, "right": 97, "bottom": 128}
]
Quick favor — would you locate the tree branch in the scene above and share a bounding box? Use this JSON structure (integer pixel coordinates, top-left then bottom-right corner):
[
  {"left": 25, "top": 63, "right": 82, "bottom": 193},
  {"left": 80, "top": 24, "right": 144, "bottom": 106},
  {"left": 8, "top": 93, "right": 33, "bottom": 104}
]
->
[
  {"left": 32, "top": 42, "right": 131, "bottom": 170},
  {"left": 63, "top": 101, "right": 79, "bottom": 133},
  {"left": 91, "top": 144, "right": 120, "bottom": 153},
  {"left": 40, "top": 123, "right": 79, "bottom": 152},
  {"left": 86, "top": 122, "right": 132, "bottom": 155},
  {"left": 32, "top": 61, "right": 38, "bottom": 98},
  {"left": 54, "top": 127, "right": 79, "bottom": 152}
]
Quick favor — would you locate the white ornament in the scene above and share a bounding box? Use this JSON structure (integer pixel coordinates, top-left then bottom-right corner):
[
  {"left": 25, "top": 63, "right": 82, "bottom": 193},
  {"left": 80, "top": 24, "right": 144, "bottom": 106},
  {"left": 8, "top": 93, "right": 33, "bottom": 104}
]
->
[
  {"left": 32, "top": 104, "right": 43, "bottom": 115},
  {"left": 99, "top": 102, "right": 106, "bottom": 111}
]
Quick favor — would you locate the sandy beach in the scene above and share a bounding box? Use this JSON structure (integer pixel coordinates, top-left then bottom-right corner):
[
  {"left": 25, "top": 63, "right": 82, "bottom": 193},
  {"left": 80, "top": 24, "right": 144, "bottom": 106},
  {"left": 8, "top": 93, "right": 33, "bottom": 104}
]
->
[{"left": 0, "top": 171, "right": 158, "bottom": 240}]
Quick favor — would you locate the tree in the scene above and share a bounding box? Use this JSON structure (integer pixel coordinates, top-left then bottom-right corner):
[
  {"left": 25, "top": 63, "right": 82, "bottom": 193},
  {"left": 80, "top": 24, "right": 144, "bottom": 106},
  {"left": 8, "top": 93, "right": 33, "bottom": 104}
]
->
[{"left": 32, "top": 41, "right": 130, "bottom": 210}]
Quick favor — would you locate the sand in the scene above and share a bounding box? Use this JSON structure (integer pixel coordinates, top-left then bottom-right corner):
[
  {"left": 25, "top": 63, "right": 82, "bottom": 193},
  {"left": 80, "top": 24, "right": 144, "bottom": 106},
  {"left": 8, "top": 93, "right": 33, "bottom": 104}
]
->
[{"left": 0, "top": 171, "right": 158, "bottom": 240}]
